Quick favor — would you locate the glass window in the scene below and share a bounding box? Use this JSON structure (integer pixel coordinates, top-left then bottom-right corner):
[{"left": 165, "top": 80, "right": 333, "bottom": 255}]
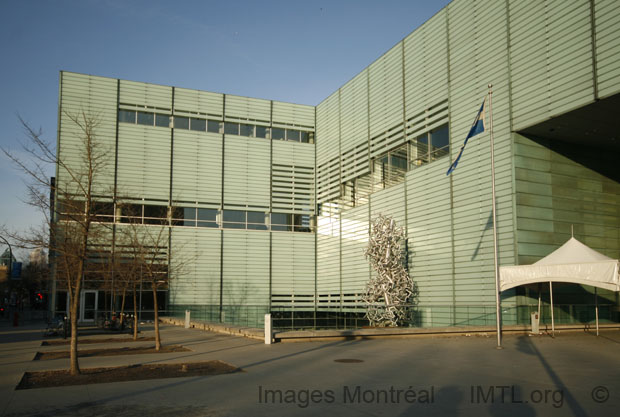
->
[
  {"left": 223, "top": 210, "right": 245, "bottom": 223},
  {"left": 240, "top": 124, "right": 253, "bottom": 137},
  {"left": 223, "top": 209, "right": 245, "bottom": 229},
  {"left": 248, "top": 223, "right": 268, "bottom": 230},
  {"left": 255, "top": 126, "right": 268, "bottom": 138},
  {"left": 271, "top": 127, "right": 285, "bottom": 140},
  {"left": 197, "top": 208, "right": 218, "bottom": 228},
  {"left": 293, "top": 214, "right": 311, "bottom": 232},
  {"left": 198, "top": 208, "right": 217, "bottom": 221},
  {"left": 155, "top": 114, "right": 170, "bottom": 127},
  {"left": 118, "top": 110, "right": 136, "bottom": 124},
  {"left": 300, "top": 131, "right": 310, "bottom": 143},
  {"left": 390, "top": 147, "right": 408, "bottom": 171},
  {"left": 137, "top": 112, "right": 154, "bottom": 126},
  {"left": 286, "top": 129, "right": 300, "bottom": 142},
  {"left": 414, "top": 134, "right": 429, "bottom": 165},
  {"left": 224, "top": 122, "right": 239, "bottom": 135},
  {"left": 183, "top": 207, "right": 196, "bottom": 219},
  {"left": 143, "top": 205, "right": 168, "bottom": 225},
  {"left": 207, "top": 120, "right": 220, "bottom": 133},
  {"left": 190, "top": 118, "right": 206, "bottom": 132},
  {"left": 271, "top": 213, "right": 291, "bottom": 231},
  {"left": 169, "top": 207, "right": 184, "bottom": 226},
  {"left": 247, "top": 211, "right": 265, "bottom": 224},
  {"left": 270, "top": 213, "right": 288, "bottom": 225},
  {"left": 182, "top": 207, "right": 196, "bottom": 227},
  {"left": 119, "top": 204, "right": 142, "bottom": 223},
  {"left": 430, "top": 124, "right": 450, "bottom": 159},
  {"left": 174, "top": 116, "right": 189, "bottom": 129},
  {"left": 93, "top": 201, "right": 114, "bottom": 218},
  {"left": 246, "top": 211, "right": 266, "bottom": 230}
]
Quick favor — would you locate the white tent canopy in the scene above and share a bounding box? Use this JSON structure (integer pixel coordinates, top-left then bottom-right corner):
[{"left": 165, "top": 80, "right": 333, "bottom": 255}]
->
[{"left": 500, "top": 237, "right": 620, "bottom": 293}]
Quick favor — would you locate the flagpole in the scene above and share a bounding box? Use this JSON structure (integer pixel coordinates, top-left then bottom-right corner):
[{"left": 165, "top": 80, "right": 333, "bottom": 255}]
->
[{"left": 488, "top": 83, "right": 502, "bottom": 349}]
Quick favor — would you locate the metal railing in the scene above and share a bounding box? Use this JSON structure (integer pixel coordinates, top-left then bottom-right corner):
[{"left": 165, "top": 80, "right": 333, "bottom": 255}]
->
[{"left": 166, "top": 303, "right": 620, "bottom": 331}]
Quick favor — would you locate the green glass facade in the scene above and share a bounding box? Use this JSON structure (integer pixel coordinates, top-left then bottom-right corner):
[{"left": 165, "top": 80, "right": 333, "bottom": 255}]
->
[{"left": 54, "top": 0, "right": 620, "bottom": 328}]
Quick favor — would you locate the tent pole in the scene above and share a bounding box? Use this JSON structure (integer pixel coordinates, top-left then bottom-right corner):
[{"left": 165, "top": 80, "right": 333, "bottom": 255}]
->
[
  {"left": 549, "top": 281, "right": 555, "bottom": 337},
  {"left": 537, "top": 283, "right": 542, "bottom": 334},
  {"left": 595, "top": 287, "right": 599, "bottom": 337}
]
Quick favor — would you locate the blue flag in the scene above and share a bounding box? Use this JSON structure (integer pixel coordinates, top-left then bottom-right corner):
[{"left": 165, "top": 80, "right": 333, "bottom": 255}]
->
[{"left": 446, "top": 98, "right": 486, "bottom": 175}]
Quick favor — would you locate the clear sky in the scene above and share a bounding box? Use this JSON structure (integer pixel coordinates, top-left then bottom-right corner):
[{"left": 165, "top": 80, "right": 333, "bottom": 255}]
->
[{"left": 0, "top": 0, "right": 451, "bottom": 260}]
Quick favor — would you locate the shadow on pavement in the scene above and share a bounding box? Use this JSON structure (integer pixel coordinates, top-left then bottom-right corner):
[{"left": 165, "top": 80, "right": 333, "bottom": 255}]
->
[{"left": 516, "top": 336, "right": 587, "bottom": 417}]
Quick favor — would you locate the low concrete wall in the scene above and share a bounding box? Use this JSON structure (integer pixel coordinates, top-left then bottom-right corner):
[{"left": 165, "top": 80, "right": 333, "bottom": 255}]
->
[
  {"left": 161, "top": 316, "right": 620, "bottom": 343},
  {"left": 160, "top": 316, "right": 264, "bottom": 341},
  {"left": 273, "top": 323, "right": 620, "bottom": 342}
]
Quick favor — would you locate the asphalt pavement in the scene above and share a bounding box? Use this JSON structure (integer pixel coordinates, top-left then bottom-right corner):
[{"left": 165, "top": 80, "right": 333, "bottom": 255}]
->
[{"left": 0, "top": 320, "right": 618, "bottom": 416}]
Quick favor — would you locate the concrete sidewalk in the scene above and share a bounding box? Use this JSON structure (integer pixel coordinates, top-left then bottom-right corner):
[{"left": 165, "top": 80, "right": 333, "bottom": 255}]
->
[{"left": 1, "top": 321, "right": 619, "bottom": 416}]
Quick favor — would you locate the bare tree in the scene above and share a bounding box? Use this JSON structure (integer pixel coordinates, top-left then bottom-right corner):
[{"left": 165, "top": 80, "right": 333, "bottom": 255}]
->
[
  {"left": 122, "top": 222, "right": 169, "bottom": 350},
  {"left": 120, "top": 213, "right": 192, "bottom": 350},
  {"left": 114, "top": 226, "right": 144, "bottom": 340},
  {"left": 2, "top": 112, "right": 111, "bottom": 375}
]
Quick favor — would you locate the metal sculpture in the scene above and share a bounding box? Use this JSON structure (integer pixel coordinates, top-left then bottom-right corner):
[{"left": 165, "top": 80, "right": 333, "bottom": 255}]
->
[{"left": 362, "top": 215, "right": 413, "bottom": 327}]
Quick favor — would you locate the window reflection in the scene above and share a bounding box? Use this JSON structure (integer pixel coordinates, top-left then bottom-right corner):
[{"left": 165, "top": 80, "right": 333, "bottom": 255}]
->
[
  {"left": 224, "top": 122, "right": 239, "bottom": 135},
  {"left": 174, "top": 116, "right": 189, "bottom": 129},
  {"left": 190, "top": 118, "right": 206, "bottom": 132},
  {"left": 137, "top": 112, "right": 154, "bottom": 126}
]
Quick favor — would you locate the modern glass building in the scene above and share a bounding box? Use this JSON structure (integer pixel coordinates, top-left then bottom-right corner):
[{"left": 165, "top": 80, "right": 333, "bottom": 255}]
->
[{"left": 53, "top": 0, "right": 620, "bottom": 329}]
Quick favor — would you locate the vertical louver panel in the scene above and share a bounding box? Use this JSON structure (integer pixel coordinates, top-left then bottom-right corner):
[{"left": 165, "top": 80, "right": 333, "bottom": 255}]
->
[
  {"left": 513, "top": 132, "right": 620, "bottom": 264},
  {"left": 225, "top": 95, "right": 271, "bottom": 124},
  {"left": 447, "top": 0, "right": 514, "bottom": 308},
  {"left": 511, "top": 0, "right": 595, "bottom": 130},
  {"left": 169, "top": 228, "right": 221, "bottom": 306},
  {"left": 406, "top": 162, "right": 454, "bottom": 306},
  {"left": 370, "top": 184, "right": 406, "bottom": 226},
  {"left": 222, "top": 230, "right": 270, "bottom": 305},
  {"left": 174, "top": 88, "right": 223, "bottom": 118},
  {"left": 547, "top": 0, "right": 595, "bottom": 116},
  {"left": 58, "top": 72, "right": 117, "bottom": 196},
  {"left": 595, "top": 0, "right": 620, "bottom": 98},
  {"left": 340, "top": 205, "right": 369, "bottom": 302},
  {"left": 119, "top": 80, "right": 172, "bottom": 109},
  {"left": 272, "top": 101, "right": 315, "bottom": 129},
  {"left": 368, "top": 43, "right": 404, "bottom": 147},
  {"left": 117, "top": 124, "right": 171, "bottom": 201},
  {"left": 272, "top": 141, "right": 315, "bottom": 213},
  {"left": 172, "top": 130, "right": 222, "bottom": 205},
  {"left": 272, "top": 233, "right": 316, "bottom": 308},
  {"left": 404, "top": 9, "right": 449, "bottom": 120},
  {"left": 223, "top": 136, "right": 270, "bottom": 208},
  {"left": 340, "top": 70, "right": 370, "bottom": 182},
  {"left": 316, "top": 91, "right": 341, "bottom": 203},
  {"left": 317, "top": 204, "right": 341, "bottom": 305}
]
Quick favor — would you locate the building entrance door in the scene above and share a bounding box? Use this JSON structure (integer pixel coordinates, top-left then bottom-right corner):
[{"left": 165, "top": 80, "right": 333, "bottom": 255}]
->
[{"left": 80, "top": 290, "right": 98, "bottom": 322}]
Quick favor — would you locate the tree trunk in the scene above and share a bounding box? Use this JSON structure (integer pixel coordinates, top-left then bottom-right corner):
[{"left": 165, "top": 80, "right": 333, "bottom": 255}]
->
[
  {"left": 132, "top": 285, "right": 138, "bottom": 341},
  {"left": 119, "top": 287, "right": 126, "bottom": 326},
  {"left": 69, "top": 288, "right": 81, "bottom": 376},
  {"left": 152, "top": 284, "right": 160, "bottom": 351}
]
